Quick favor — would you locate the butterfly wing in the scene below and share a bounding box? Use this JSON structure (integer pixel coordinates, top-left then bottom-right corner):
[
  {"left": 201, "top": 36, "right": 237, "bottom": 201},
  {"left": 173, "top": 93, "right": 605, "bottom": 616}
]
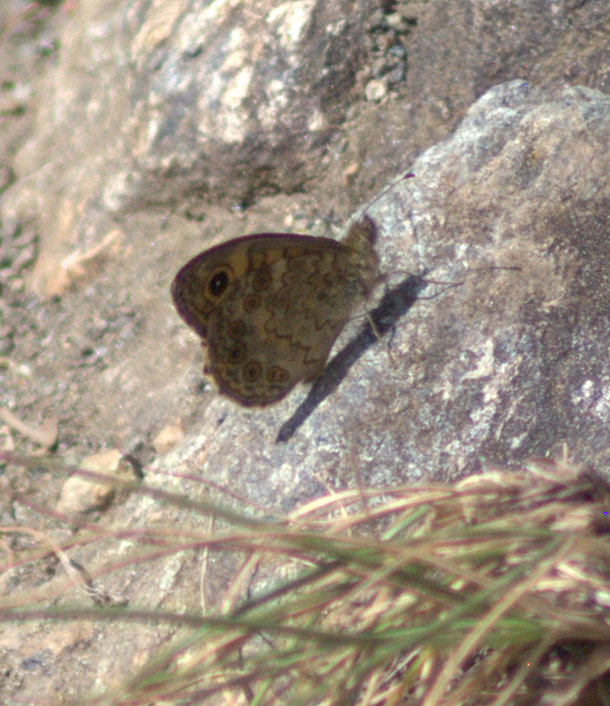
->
[{"left": 172, "top": 228, "right": 378, "bottom": 406}]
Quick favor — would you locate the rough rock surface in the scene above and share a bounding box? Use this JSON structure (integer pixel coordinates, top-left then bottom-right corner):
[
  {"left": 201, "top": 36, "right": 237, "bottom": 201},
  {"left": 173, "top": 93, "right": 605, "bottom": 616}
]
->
[
  {"left": 169, "top": 81, "right": 610, "bottom": 501},
  {"left": 0, "top": 0, "right": 608, "bottom": 701}
]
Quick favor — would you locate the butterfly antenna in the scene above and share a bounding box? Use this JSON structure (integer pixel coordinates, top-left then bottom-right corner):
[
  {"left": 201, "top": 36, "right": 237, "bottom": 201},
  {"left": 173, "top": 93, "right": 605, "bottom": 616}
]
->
[{"left": 358, "top": 171, "right": 416, "bottom": 218}]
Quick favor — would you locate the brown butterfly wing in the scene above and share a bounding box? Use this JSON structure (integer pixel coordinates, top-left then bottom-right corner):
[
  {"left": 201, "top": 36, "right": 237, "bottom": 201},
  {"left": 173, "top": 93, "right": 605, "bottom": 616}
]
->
[
  {"left": 171, "top": 233, "right": 261, "bottom": 339},
  {"left": 172, "top": 225, "right": 378, "bottom": 406}
]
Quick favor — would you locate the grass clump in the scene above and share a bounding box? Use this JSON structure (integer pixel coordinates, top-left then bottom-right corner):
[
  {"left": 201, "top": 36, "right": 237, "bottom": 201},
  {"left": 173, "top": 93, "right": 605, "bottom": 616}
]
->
[{"left": 1, "top": 453, "right": 609, "bottom": 704}]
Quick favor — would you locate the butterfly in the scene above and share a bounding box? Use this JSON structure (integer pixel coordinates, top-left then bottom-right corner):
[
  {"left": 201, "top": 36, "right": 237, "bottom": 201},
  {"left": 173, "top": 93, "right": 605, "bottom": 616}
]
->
[{"left": 171, "top": 215, "right": 379, "bottom": 406}]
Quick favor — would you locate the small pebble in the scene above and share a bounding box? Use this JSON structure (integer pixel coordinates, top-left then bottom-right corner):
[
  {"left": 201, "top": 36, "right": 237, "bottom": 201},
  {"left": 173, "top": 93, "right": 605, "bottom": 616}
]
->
[{"left": 365, "top": 78, "right": 388, "bottom": 101}]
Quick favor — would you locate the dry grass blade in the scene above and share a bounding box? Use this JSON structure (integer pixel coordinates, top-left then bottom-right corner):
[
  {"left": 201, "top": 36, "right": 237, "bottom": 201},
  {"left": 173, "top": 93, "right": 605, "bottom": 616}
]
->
[{"left": 0, "top": 452, "right": 608, "bottom": 705}]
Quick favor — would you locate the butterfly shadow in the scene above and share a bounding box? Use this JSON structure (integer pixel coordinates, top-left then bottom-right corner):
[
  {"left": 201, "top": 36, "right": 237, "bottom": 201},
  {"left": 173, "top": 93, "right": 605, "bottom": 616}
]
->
[{"left": 276, "top": 273, "right": 427, "bottom": 443}]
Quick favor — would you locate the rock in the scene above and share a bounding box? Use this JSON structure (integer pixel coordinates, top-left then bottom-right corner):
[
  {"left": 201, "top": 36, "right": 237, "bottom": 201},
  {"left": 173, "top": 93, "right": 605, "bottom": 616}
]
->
[
  {"left": 365, "top": 78, "right": 388, "bottom": 101},
  {"left": 152, "top": 423, "right": 184, "bottom": 454},
  {"left": 168, "top": 81, "right": 610, "bottom": 499},
  {"left": 57, "top": 449, "right": 129, "bottom": 515}
]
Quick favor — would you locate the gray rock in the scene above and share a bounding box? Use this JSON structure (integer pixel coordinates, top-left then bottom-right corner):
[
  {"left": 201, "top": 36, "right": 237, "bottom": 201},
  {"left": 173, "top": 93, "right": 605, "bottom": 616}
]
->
[
  {"left": 167, "top": 81, "right": 610, "bottom": 506},
  {"left": 3, "top": 0, "right": 374, "bottom": 293}
]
